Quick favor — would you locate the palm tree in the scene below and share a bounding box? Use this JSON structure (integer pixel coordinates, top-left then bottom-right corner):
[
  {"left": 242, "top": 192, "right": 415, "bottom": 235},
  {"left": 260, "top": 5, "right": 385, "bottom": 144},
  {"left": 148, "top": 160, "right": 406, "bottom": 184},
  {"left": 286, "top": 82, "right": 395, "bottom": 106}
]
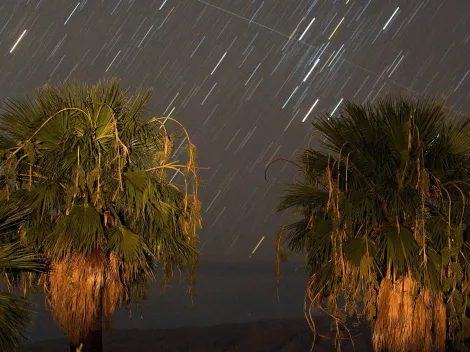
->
[
  {"left": 0, "top": 201, "right": 46, "bottom": 352},
  {"left": 275, "top": 96, "right": 470, "bottom": 351},
  {"left": 0, "top": 79, "right": 202, "bottom": 352}
]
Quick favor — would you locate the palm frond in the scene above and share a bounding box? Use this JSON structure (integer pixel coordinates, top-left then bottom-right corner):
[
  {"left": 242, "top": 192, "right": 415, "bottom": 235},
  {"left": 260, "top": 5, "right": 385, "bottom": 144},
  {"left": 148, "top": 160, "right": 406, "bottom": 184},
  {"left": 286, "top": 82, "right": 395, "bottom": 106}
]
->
[
  {"left": 277, "top": 94, "right": 470, "bottom": 351},
  {"left": 0, "top": 292, "right": 34, "bottom": 352},
  {"left": 0, "top": 242, "right": 45, "bottom": 274},
  {"left": 49, "top": 203, "right": 104, "bottom": 259},
  {"left": 0, "top": 79, "right": 202, "bottom": 345}
]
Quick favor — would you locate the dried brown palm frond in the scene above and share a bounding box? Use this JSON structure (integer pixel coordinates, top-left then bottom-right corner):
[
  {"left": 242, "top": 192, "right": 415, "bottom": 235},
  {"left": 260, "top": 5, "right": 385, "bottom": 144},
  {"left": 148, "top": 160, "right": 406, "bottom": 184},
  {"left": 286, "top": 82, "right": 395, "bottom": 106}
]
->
[
  {"left": 373, "top": 276, "right": 446, "bottom": 352},
  {"left": 102, "top": 253, "right": 126, "bottom": 329},
  {"left": 373, "top": 278, "right": 392, "bottom": 351},
  {"left": 0, "top": 79, "right": 202, "bottom": 349},
  {"left": 373, "top": 276, "right": 439, "bottom": 352},
  {"left": 411, "top": 290, "right": 432, "bottom": 352},
  {"left": 434, "top": 294, "right": 447, "bottom": 352},
  {"left": 45, "top": 250, "right": 124, "bottom": 344},
  {"left": 276, "top": 96, "right": 470, "bottom": 351},
  {"left": 402, "top": 276, "right": 417, "bottom": 347}
]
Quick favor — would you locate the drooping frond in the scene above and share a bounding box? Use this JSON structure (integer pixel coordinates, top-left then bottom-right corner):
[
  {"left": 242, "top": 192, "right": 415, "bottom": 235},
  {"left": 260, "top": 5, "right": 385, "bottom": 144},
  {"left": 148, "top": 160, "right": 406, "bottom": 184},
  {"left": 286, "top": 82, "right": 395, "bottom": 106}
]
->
[
  {"left": 0, "top": 79, "right": 202, "bottom": 344},
  {"left": 46, "top": 251, "right": 122, "bottom": 345},
  {"left": 0, "top": 242, "right": 45, "bottom": 274},
  {"left": 0, "top": 292, "right": 33, "bottom": 352},
  {"left": 49, "top": 203, "right": 104, "bottom": 259},
  {"left": 0, "top": 204, "right": 45, "bottom": 352},
  {"left": 277, "top": 95, "right": 470, "bottom": 351}
]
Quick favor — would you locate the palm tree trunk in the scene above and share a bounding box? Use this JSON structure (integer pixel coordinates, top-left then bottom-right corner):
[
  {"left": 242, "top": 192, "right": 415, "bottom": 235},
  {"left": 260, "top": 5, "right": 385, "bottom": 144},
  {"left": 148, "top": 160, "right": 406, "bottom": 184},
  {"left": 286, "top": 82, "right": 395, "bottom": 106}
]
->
[{"left": 70, "top": 295, "right": 103, "bottom": 352}]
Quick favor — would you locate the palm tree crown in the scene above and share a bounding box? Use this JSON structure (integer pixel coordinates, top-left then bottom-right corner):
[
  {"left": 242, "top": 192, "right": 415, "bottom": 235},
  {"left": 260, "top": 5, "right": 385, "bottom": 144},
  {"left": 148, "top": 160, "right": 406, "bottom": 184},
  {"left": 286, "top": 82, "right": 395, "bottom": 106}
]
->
[
  {"left": 0, "top": 79, "right": 201, "bottom": 347},
  {"left": 276, "top": 96, "right": 470, "bottom": 351},
  {"left": 0, "top": 201, "right": 45, "bottom": 352}
]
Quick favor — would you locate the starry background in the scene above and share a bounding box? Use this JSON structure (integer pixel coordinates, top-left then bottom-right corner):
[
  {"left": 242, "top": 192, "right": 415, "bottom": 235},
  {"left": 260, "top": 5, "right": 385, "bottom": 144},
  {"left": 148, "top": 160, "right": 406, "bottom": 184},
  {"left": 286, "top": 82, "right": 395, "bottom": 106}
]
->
[{"left": 1, "top": 0, "right": 469, "bottom": 342}]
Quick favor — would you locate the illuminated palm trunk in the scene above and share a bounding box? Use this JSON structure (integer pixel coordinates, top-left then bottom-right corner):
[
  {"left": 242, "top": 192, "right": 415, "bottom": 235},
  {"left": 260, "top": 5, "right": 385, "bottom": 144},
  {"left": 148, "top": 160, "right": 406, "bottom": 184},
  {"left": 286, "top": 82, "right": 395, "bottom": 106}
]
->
[{"left": 372, "top": 277, "right": 446, "bottom": 352}]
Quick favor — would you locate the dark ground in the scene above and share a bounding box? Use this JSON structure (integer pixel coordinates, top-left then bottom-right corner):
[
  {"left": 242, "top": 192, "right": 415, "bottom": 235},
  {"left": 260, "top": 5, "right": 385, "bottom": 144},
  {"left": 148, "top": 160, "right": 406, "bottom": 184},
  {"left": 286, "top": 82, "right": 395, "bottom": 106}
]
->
[{"left": 28, "top": 317, "right": 373, "bottom": 352}]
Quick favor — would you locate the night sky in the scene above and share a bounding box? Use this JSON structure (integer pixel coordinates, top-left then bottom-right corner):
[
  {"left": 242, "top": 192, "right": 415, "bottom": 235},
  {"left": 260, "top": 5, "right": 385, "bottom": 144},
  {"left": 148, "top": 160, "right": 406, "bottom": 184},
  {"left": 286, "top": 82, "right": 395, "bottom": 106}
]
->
[{"left": 1, "top": 0, "right": 469, "bottom": 342}]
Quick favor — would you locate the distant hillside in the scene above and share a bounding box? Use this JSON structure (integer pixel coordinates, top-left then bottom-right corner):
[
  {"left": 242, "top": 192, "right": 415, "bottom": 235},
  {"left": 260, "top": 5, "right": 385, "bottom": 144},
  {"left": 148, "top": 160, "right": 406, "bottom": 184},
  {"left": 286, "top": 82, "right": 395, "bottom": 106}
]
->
[{"left": 28, "top": 317, "right": 373, "bottom": 352}]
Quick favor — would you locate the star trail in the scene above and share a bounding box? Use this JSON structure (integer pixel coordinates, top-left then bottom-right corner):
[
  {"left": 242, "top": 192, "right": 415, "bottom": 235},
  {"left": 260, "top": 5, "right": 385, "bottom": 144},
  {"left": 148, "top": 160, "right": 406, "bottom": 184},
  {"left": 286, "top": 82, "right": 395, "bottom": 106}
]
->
[{"left": 1, "top": 0, "right": 469, "bottom": 337}]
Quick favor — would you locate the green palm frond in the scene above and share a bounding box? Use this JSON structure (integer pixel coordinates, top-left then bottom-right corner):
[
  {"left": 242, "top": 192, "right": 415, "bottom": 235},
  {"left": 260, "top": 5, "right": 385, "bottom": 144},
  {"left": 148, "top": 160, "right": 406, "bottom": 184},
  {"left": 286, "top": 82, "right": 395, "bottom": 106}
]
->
[
  {"left": 344, "top": 235, "right": 377, "bottom": 267},
  {"left": 277, "top": 95, "right": 470, "bottom": 350},
  {"left": 0, "top": 79, "right": 201, "bottom": 345},
  {"left": 1, "top": 97, "right": 40, "bottom": 141},
  {"left": 377, "top": 225, "right": 420, "bottom": 277},
  {"left": 0, "top": 212, "right": 45, "bottom": 352},
  {"left": 50, "top": 203, "right": 104, "bottom": 259},
  {"left": 0, "top": 242, "right": 45, "bottom": 273},
  {"left": 0, "top": 292, "right": 34, "bottom": 352},
  {"left": 106, "top": 225, "right": 153, "bottom": 282},
  {"left": 278, "top": 184, "right": 329, "bottom": 212},
  {"left": 0, "top": 201, "right": 30, "bottom": 235}
]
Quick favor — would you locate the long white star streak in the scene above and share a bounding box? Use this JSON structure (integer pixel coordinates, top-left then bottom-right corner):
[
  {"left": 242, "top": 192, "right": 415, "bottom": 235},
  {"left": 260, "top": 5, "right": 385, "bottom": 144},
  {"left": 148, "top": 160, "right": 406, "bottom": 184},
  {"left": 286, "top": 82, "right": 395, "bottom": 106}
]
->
[
  {"left": 64, "top": 2, "right": 80, "bottom": 25},
  {"left": 163, "top": 92, "right": 179, "bottom": 115},
  {"left": 197, "top": 0, "right": 419, "bottom": 95},
  {"left": 330, "top": 98, "right": 344, "bottom": 117},
  {"left": 201, "top": 82, "right": 217, "bottom": 105},
  {"left": 388, "top": 55, "right": 404, "bottom": 77},
  {"left": 303, "top": 58, "right": 320, "bottom": 82},
  {"left": 159, "top": 0, "right": 168, "bottom": 10},
  {"left": 138, "top": 25, "right": 154, "bottom": 47},
  {"left": 205, "top": 190, "right": 221, "bottom": 213},
  {"left": 160, "top": 106, "right": 175, "bottom": 128},
  {"left": 249, "top": 236, "right": 265, "bottom": 258},
  {"left": 211, "top": 52, "right": 227, "bottom": 75},
  {"left": 10, "top": 30, "right": 27, "bottom": 53},
  {"left": 298, "top": 17, "right": 315, "bottom": 41},
  {"left": 383, "top": 7, "right": 400, "bottom": 30},
  {"left": 302, "top": 99, "right": 320, "bottom": 122},
  {"left": 282, "top": 86, "right": 299, "bottom": 109},
  {"left": 190, "top": 36, "right": 205, "bottom": 58},
  {"left": 245, "top": 62, "right": 261, "bottom": 85},
  {"left": 328, "top": 17, "right": 344, "bottom": 40},
  {"left": 157, "top": 7, "right": 174, "bottom": 29},
  {"left": 454, "top": 70, "right": 470, "bottom": 92},
  {"left": 284, "top": 109, "right": 300, "bottom": 131},
  {"left": 250, "top": 1, "right": 264, "bottom": 23},
  {"left": 282, "top": 17, "right": 305, "bottom": 50},
  {"left": 105, "top": 50, "right": 121, "bottom": 72}
]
